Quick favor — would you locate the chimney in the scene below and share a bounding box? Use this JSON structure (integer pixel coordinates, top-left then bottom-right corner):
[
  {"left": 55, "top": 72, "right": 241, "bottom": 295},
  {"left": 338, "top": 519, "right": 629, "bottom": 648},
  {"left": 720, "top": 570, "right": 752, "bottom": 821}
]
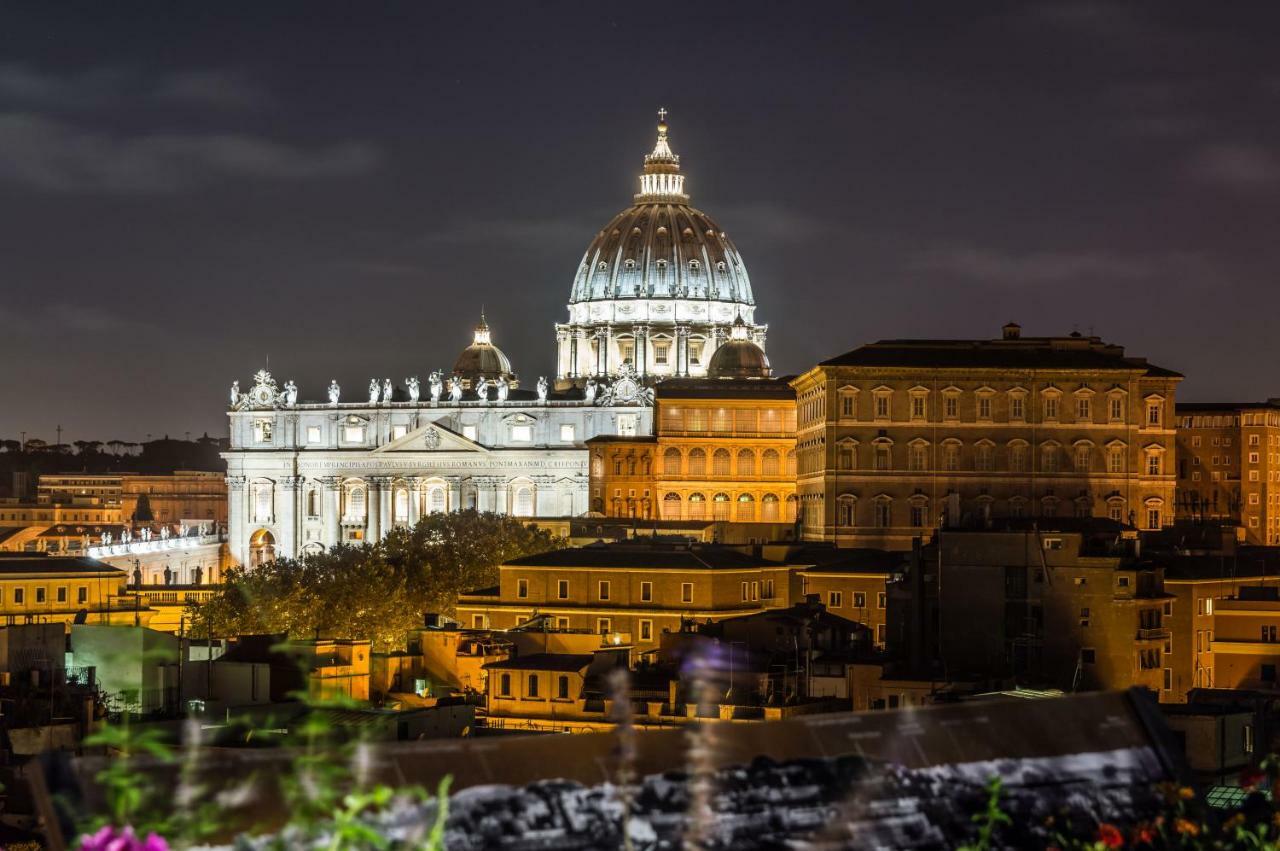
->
[{"left": 1002, "top": 321, "right": 1021, "bottom": 340}]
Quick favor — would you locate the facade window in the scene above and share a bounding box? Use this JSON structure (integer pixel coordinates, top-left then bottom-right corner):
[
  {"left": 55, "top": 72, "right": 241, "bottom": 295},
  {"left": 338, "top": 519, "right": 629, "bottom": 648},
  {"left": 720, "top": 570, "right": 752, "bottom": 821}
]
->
[
  {"left": 910, "top": 504, "right": 926, "bottom": 527},
  {"left": 1010, "top": 444, "right": 1028, "bottom": 472},
  {"left": 654, "top": 342, "right": 670, "bottom": 364},
  {"left": 874, "top": 500, "right": 891, "bottom": 528},
  {"left": 1109, "top": 447, "right": 1125, "bottom": 473},
  {"left": 737, "top": 449, "right": 755, "bottom": 476},
  {"left": 1147, "top": 507, "right": 1162, "bottom": 530},
  {"left": 345, "top": 486, "right": 366, "bottom": 521},
  {"left": 558, "top": 675, "right": 570, "bottom": 699},
  {"left": 840, "top": 393, "right": 856, "bottom": 419},
  {"left": 36, "top": 587, "right": 46, "bottom": 604},
  {"left": 306, "top": 425, "right": 322, "bottom": 444},
  {"left": 343, "top": 424, "right": 366, "bottom": 443},
  {"left": 944, "top": 444, "right": 960, "bottom": 471},
  {"left": 1041, "top": 446, "right": 1059, "bottom": 473},
  {"left": 77, "top": 586, "right": 88, "bottom": 604},
  {"left": 560, "top": 423, "right": 576, "bottom": 442},
  {"left": 57, "top": 586, "right": 67, "bottom": 603},
  {"left": 761, "top": 449, "right": 780, "bottom": 476},
  {"left": 1147, "top": 454, "right": 1162, "bottom": 476},
  {"left": 1108, "top": 501, "right": 1125, "bottom": 522},
  {"left": 874, "top": 393, "right": 890, "bottom": 420},
  {"left": 641, "top": 581, "right": 653, "bottom": 602},
  {"left": 877, "top": 592, "right": 887, "bottom": 609},
  {"left": 1074, "top": 445, "right": 1090, "bottom": 473},
  {"left": 687, "top": 448, "right": 706, "bottom": 476},
  {"left": 394, "top": 489, "right": 409, "bottom": 523},
  {"left": 837, "top": 498, "right": 855, "bottom": 527},
  {"left": 975, "top": 443, "right": 993, "bottom": 472},
  {"left": 511, "top": 424, "right": 532, "bottom": 442},
  {"left": 1077, "top": 397, "right": 1091, "bottom": 421},
  {"left": 828, "top": 591, "right": 842, "bottom": 608},
  {"left": 513, "top": 486, "right": 534, "bottom": 517},
  {"left": 1147, "top": 402, "right": 1162, "bottom": 426},
  {"left": 664, "top": 448, "right": 682, "bottom": 475},
  {"left": 253, "top": 419, "right": 274, "bottom": 444},
  {"left": 13, "top": 588, "right": 23, "bottom": 605},
  {"left": 517, "top": 578, "right": 529, "bottom": 599},
  {"left": 977, "top": 396, "right": 992, "bottom": 421},
  {"left": 911, "top": 395, "right": 926, "bottom": 420},
  {"left": 681, "top": 582, "right": 693, "bottom": 603},
  {"left": 874, "top": 444, "right": 891, "bottom": 470},
  {"left": 598, "top": 580, "right": 610, "bottom": 601},
  {"left": 597, "top": 618, "right": 611, "bottom": 634},
  {"left": 557, "top": 579, "right": 569, "bottom": 599},
  {"left": 838, "top": 443, "right": 856, "bottom": 471},
  {"left": 1043, "top": 396, "right": 1059, "bottom": 421},
  {"left": 640, "top": 619, "right": 653, "bottom": 642},
  {"left": 528, "top": 675, "right": 539, "bottom": 698},
  {"left": 853, "top": 592, "right": 866, "bottom": 608},
  {"left": 943, "top": 395, "right": 959, "bottom": 420},
  {"left": 1110, "top": 396, "right": 1124, "bottom": 421},
  {"left": 1010, "top": 394, "right": 1025, "bottom": 421},
  {"left": 909, "top": 444, "right": 928, "bottom": 471},
  {"left": 499, "top": 673, "right": 511, "bottom": 696}
]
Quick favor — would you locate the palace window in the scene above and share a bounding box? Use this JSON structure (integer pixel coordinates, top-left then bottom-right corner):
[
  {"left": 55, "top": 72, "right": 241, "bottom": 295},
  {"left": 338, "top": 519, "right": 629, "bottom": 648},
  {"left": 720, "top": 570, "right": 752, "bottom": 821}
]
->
[
  {"left": 943, "top": 395, "right": 959, "bottom": 420},
  {"left": 527, "top": 675, "right": 539, "bottom": 698},
  {"left": 911, "top": 395, "right": 927, "bottom": 420},
  {"left": 682, "top": 582, "right": 693, "bottom": 603},
  {"left": 977, "top": 396, "right": 992, "bottom": 421},
  {"left": 910, "top": 503, "right": 926, "bottom": 527},
  {"left": 345, "top": 486, "right": 366, "bottom": 521},
  {"left": 511, "top": 424, "right": 532, "bottom": 442},
  {"left": 392, "top": 424, "right": 408, "bottom": 440},
  {"left": 761, "top": 449, "right": 780, "bottom": 476},
  {"left": 1109, "top": 447, "right": 1125, "bottom": 473},
  {"left": 394, "top": 489, "right": 409, "bottom": 523},
  {"left": 1075, "top": 445, "right": 1091, "bottom": 473},
  {"left": 837, "top": 497, "right": 855, "bottom": 527},
  {"left": 1043, "top": 396, "right": 1059, "bottom": 421},
  {"left": 1041, "top": 445, "right": 1059, "bottom": 473},
  {"left": 1010, "top": 393, "right": 1026, "bottom": 421},
  {"left": 975, "top": 443, "right": 993, "bottom": 472},
  {"left": 1110, "top": 395, "right": 1125, "bottom": 421},
  {"left": 713, "top": 449, "right": 731, "bottom": 476},
  {"left": 874, "top": 500, "right": 892, "bottom": 528},
  {"left": 1147, "top": 400, "right": 1163, "bottom": 427},
  {"left": 874, "top": 443, "right": 892, "bottom": 471},
  {"left": 874, "top": 393, "right": 890, "bottom": 420},
  {"left": 560, "top": 423, "right": 576, "bottom": 442},
  {"left": 344, "top": 424, "right": 366, "bottom": 443},
  {"left": 837, "top": 443, "right": 856, "bottom": 471},
  {"left": 737, "top": 449, "right": 755, "bottom": 476},
  {"left": 641, "top": 581, "right": 653, "bottom": 602},
  {"left": 598, "top": 580, "right": 610, "bottom": 601},
  {"left": 557, "top": 579, "right": 569, "bottom": 599},
  {"left": 1147, "top": 454, "right": 1162, "bottom": 476},
  {"left": 517, "top": 578, "right": 529, "bottom": 599},
  {"left": 654, "top": 341, "right": 670, "bottom": 364},
  {"left": 943, "top": 443, "right": 961, "bottom": 472},
  {"left": 558, "top": 675, "right": 571, "bottom": 699},
  {"left": 909, "top": 444, "right": 928, "bottom": 472},
  {"left": 1077, "top": 397, "right": 1091, "bottom": 421},
  {"left": 306, "top": 426, "right": 322, "bottom": 444}
]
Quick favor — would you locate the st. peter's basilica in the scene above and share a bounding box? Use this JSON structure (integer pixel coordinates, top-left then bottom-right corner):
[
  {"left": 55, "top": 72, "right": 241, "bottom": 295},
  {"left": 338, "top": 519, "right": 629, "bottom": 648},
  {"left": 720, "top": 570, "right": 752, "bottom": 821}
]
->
[{"left": 223, "top": 114, "right": 774, "bottom": 567}]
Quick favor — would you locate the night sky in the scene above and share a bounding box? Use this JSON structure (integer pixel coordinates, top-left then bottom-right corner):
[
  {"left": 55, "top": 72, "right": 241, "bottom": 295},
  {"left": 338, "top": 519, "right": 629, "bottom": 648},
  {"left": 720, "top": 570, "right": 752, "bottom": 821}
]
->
[{"left": 2, "top": 2, "right": 1278, "bottom": 442}]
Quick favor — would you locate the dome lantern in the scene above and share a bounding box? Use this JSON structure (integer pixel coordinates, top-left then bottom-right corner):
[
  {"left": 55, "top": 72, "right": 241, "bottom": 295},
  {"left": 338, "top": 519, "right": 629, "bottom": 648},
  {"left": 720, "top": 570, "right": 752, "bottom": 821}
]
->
[{"left": 453, "top": 311, "right": 515, "bottom": 386}]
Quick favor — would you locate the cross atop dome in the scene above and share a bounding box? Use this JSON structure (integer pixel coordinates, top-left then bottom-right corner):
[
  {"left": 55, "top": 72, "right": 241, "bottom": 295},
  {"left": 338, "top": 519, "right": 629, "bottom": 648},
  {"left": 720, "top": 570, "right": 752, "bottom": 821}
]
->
[{"left": 638, "top": 108, "right": 687, "bottom": 202}]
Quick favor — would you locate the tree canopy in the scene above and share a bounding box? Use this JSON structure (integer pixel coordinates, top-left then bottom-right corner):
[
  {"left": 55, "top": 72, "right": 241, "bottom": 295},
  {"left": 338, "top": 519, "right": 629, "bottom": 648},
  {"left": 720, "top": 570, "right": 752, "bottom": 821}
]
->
[{"left": 193, "top": 511, "right": 562, "bottom": 651}]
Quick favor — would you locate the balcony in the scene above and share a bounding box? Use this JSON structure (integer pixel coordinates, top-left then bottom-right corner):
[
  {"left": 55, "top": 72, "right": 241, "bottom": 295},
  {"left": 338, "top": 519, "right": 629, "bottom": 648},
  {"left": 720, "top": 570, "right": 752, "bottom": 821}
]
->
[{"left": 1135, "top": 627, "right": 1170, "bottom": 642}]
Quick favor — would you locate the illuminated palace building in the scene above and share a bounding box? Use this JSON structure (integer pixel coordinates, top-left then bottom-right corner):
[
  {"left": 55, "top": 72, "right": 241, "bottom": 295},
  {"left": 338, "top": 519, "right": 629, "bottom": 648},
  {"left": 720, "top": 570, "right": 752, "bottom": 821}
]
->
[{"left": 223, "top": 113, "right": 776, "bottom": 566}]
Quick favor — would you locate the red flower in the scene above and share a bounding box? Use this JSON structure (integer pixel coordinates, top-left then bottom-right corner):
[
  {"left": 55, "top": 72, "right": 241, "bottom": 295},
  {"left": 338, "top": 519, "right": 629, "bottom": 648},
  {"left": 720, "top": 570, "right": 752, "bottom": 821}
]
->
[
  {"left": 1098, "top": 823, "right": 1125, "bottom": 848},
  {"left": 1133, "top": 824, "right": 1157, "bottom": 845},
  {"left": 1241, "top": 767, "right": 1266, "bottom": 789}
]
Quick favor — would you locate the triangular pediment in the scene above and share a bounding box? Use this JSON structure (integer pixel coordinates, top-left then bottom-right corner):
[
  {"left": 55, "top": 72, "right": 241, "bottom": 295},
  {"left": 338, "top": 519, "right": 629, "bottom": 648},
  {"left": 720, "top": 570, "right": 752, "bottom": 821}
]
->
[{"left": 374, "top": 421, "right": 489, "bottom": 454}]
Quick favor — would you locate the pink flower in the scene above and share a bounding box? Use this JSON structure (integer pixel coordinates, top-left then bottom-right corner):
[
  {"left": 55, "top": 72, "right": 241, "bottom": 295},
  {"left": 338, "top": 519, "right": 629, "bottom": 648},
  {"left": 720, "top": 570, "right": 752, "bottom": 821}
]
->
[{"left": 79, "top": 826, "right": 169, "bottom": 851}]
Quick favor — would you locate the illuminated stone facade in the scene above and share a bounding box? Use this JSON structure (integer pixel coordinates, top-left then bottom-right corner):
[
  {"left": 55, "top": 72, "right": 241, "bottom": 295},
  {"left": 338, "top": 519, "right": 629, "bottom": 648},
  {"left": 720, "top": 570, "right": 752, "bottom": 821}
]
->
[
  {"left": 1175, "top": 401, "right": 1280, "bottom": 545},
  {"left": 792, "top": 324, "right": 1182, "bottom": 549}
]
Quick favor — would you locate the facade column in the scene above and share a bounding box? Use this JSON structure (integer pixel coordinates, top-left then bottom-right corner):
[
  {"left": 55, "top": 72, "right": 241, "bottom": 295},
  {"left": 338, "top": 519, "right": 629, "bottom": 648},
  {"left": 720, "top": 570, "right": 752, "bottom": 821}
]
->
[
  {"left": 227, "top": 476, "right": 247, "bottom": 566},
  {"left": 634, "top": 324, "right": 648, "bottom": 379},
  {"left": 409, "top": 477, "right": 423, "bottom": 522},
  {"left": 319, "top": 477, "right": 340, "bottom": 549},
  {"left": 675, "top": 325, "right": 690, "bottom": 377},
  {"left": 576, "top": 329, "right": 589, "bottom": 378},
  {"left": 366, "top": 478, "right": 381, "bottom": 542},
  {"left": 595, "top": 328, "right": 607, "bottom": 376},
  {"left": 604, "top": 324, "right": 614, "bottom": 376},
  {"left": 278, "top": 475, "right": 301, "bottom": 560},
  {"left": 569, "top": 329, "right": 579, "bottom": 378},
  {"left": 446, "top": 476, "right": 463, "bottom": 512},
  {"left": 379, "top": 477, "right": 394, "bottom": 536}
]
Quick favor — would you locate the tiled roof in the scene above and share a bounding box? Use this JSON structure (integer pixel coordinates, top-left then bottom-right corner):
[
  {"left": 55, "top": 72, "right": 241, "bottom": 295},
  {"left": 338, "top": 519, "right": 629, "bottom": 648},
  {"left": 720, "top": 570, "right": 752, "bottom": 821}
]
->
[
  {"left": 656, "top": 377, "right": 796, "bottom": 400},
  {"left": 504, "top": 543, "right": 781, "bottom": 570},
  {"left": 817, "top": 338, "right": 1181, "bottom": 378},
  {"left": 0, "top": 554, "right": 124, "bottom": 576}
]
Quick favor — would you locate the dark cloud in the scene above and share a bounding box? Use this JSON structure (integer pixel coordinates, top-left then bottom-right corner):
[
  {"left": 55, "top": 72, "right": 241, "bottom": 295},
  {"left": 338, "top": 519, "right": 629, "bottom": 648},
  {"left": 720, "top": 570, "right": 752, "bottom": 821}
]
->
[
  {"left": 1188, "top": 143, "right": 1280, "bottom": 188},
  {"left": 0, "top": 113, "right": 379, "bottom": 192}
]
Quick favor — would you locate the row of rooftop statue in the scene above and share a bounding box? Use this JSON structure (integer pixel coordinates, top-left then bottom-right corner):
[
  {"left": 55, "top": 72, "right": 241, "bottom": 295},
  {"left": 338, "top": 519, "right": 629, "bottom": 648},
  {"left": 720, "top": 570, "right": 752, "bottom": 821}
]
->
[{"left": 228, "top": 370, "right": 614, "bottom": 410}]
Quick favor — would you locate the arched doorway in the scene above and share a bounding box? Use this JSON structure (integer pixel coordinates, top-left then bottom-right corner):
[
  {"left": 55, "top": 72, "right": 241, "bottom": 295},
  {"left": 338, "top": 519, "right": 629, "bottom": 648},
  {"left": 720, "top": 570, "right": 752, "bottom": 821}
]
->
[{"left": 249, "top": 528, "right": 276, "bottom": 568}]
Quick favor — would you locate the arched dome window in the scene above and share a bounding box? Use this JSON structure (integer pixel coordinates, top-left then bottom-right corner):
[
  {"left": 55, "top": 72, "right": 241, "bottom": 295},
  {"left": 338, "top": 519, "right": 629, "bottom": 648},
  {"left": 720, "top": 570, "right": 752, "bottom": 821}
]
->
[
  {"left": 597, "top": 261, "right": 608, "bottom": 271},
  {"left": 689, "top": 259, "right": 701, "bottom": 272},
  {"left": 688, "top": 492, "right": 706, "bottom": 520},
  {"left": 716, "top": 261, "right": 727, "bottom": 272},
  {"left": 761, "top": 493, "right": 780, "bottom": 521},
  {"left": 663, "top": 447, "right": 682, "bottom": 476},
  {"left": 624, "top": 259, "right": 636, "bottom": 270},
  {"left": 662, "top": 492, "right": 682, "bottom": 520},
  {"left": 344, "top": 485, "right": 366, "bottom": 522},
  {"left": 712, "top": 492, "right": 731, "bottom": 520},
  {"left": 688, "top": 448, "right": 706, "bottom": 476}
]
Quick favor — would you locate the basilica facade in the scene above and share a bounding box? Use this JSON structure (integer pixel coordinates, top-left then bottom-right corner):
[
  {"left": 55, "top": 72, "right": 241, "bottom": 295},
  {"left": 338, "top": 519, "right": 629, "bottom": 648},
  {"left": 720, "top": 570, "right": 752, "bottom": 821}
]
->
[{"left": 223, "top": 114, "right": 772, "bottom": 567}]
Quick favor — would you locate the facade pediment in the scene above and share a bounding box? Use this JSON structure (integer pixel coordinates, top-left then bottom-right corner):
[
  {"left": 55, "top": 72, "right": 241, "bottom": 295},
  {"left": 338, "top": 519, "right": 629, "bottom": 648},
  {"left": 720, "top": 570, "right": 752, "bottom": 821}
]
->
[{"left": 375, "top": 422, "right": 489, "bottom": 454}]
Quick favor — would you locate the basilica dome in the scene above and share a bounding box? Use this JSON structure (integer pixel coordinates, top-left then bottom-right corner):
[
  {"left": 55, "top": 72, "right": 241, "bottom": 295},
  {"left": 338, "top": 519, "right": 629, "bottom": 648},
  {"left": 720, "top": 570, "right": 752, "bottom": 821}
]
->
[
  {"left": 707, "top": 318, "right": 772, "bottom": 379},
  {"left": 568, "top": 119, "right": 754, "bottom": 307},
  {"left": 453, "top": 314, "right": 514, "bottom": 385}
]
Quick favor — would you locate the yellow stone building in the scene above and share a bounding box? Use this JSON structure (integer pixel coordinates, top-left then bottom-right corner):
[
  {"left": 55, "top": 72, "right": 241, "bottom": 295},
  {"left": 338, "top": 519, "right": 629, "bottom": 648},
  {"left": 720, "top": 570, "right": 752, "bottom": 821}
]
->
[
  {"left": 1175, "top": 401, "right": 1280, "bottom": 545},
  {"left": 456, "top": 541, "right": 801, "bottom": 652},
  {"left": 791, "top": 324, "right": 1182, "bottom": 548},
  {"left": 0, "top": 553, "right": 153, "bottom": 627},
  {"left": 588, "top": 376, "right": 797, "bottom": 524}
]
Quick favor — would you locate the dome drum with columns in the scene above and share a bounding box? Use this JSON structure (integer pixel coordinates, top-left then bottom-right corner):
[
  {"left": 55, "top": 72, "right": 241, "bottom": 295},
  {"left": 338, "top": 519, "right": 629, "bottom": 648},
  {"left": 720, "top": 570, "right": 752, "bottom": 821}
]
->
[{"left": 555, "top": 112, "right": 768, "bottom": 387}]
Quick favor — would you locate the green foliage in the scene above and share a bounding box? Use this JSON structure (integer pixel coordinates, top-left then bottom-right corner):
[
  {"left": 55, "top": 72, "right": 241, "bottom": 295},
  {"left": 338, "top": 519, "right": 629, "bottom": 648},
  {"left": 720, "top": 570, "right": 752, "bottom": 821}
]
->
[
  {"left": 958, "top": 777, "right": 1011, "bottom": 851},
  {"left": 194, "top": 510, "right": 562, "bottom": 650},
  {"left": 81, "top": 715, "right": 173, "bottom": 833}
]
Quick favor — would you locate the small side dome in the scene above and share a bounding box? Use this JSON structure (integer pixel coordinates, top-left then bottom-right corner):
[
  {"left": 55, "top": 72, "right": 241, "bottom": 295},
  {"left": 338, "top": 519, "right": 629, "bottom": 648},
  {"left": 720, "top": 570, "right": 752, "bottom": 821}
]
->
[
  {"left": 453, "top": 313, "right": 515, "bottom": 384},
  {"left": 708, "top": 318, "right": 771, "bottom": 379}
]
